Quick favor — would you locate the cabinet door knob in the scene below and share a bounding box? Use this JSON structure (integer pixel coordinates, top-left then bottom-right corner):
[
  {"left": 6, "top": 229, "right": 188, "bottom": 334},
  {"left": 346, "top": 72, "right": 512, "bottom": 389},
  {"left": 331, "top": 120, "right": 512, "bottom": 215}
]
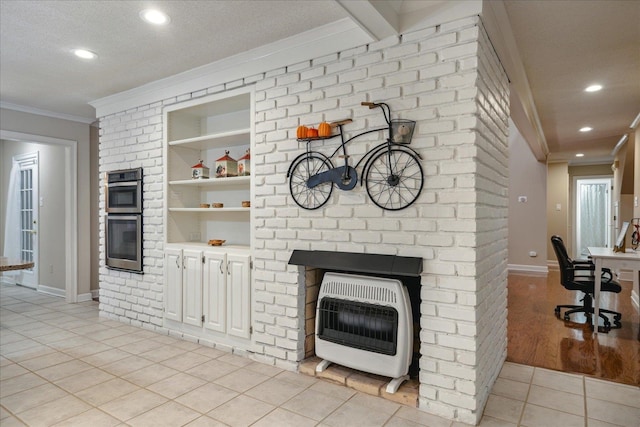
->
[{"left": 176, "top": 257, "right": 180, "bottom": 269}]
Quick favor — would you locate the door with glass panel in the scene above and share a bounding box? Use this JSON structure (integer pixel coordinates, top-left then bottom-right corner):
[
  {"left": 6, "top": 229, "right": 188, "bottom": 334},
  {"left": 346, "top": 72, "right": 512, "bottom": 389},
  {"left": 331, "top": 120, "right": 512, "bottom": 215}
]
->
[
  {"left": 575, "top": 177, "right": 611, "bottom": 259},
  {"left": 16, "top": 153, "right": 39, "bottom": 288}
]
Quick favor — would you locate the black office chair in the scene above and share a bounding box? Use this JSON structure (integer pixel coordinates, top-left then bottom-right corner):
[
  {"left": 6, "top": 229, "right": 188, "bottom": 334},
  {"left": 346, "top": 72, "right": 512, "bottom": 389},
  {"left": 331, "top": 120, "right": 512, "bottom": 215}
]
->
[
  {"left": 550, "top": 235, "right": 622, "bottom": 330},
  {"left": 554, "top": 235, "right": 613, "bottom": 280}
]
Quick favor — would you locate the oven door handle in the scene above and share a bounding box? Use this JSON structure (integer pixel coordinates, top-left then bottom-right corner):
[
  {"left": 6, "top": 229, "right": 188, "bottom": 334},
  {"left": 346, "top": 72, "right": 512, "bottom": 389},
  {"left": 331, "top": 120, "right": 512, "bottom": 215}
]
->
[{"left": 108, "top": 181, "right": 139, "bottom": 187}]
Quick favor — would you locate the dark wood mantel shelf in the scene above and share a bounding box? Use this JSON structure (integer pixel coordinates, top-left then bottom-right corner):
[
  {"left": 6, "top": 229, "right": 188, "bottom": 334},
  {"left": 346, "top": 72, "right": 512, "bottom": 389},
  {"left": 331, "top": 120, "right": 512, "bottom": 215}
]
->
[{"left": 288, "top": 250, "right": 422, "bottom": 278}]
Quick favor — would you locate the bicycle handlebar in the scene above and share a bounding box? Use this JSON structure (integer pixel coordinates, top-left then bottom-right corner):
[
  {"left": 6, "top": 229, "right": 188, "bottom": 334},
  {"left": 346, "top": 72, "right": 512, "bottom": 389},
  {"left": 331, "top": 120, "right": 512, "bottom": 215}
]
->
[{"left": 361, "top": 102, "right": 391, "bottom": 125}]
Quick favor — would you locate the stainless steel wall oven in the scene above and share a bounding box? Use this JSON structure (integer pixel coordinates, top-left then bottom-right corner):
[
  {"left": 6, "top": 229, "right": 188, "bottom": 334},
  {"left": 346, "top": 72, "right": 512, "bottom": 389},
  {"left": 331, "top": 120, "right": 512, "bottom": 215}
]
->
[
  {"left": 105, "top": 168, "right": 143, "bottom": 273},
  {"left": 106, "top": 167, "right": 142, "bottom": 213}
]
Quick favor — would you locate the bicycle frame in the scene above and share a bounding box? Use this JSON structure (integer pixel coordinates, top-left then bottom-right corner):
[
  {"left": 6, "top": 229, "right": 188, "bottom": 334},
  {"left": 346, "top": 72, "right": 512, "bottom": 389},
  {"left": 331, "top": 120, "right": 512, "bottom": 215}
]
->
[
  {"left": 288, "top": 101, "right": 425, "bottom": 211},
  {"left": 286, "top": 114, "right": 422, "bottom": 185}
]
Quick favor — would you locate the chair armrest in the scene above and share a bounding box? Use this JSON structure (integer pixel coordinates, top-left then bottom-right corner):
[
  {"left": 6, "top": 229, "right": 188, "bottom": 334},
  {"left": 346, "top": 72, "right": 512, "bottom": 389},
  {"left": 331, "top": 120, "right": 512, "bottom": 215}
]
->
[{"left": 571, "top": 262, "right": 613, "bottom": 282}]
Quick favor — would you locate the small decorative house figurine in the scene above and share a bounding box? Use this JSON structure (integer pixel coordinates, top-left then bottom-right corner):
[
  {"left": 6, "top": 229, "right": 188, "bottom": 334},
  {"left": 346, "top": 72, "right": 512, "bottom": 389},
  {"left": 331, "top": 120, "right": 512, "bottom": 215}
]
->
[
  {"left": 215, "top": 150, "right": 237, "bottom": 178},
  {"left": 191, "top": 160, "right": 210, "bottom": 179},
  {"left": 238, "top": 149, "right": 250, "bottom": 176}
]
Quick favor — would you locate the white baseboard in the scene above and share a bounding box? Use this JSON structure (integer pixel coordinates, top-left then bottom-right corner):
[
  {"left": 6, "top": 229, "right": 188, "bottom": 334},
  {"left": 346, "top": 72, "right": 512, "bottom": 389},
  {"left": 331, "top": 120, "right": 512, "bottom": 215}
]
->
[
  {"left": 547, "top": 260, "right": 559, "bottom": 271},
  {"left": 77, "top": 292, "right": 94, "bottom": 302},
  {"left": 37, "top": 284, "right": 65, "bottom": 298},
  {"left": 508, "top": 264, "right": 548, "bottom": 276},
  {"left": 618, "top": 270, "right": 634, "bottom": 282},
  {"left": 1, "top": 276, "right": 17, "bottom": 285}
]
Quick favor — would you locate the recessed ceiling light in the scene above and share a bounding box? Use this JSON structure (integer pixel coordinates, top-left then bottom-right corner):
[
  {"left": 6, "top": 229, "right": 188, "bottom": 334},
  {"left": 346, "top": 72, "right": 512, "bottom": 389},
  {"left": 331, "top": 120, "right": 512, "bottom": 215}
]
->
[
  {"left": 579, "top": 126, "right": 593, "bottom": 132},
  {"left": 585, "top": 84, "right": 602, "bottom": 92},
  {"left": 72, "top": 49, "right": 97, "bottom": 59},
  {"left": 575, "top": 153, "right": 585, "bottom": 157},
  {"left": 140, "top": 9, "right": 170, "bottom": 25}
]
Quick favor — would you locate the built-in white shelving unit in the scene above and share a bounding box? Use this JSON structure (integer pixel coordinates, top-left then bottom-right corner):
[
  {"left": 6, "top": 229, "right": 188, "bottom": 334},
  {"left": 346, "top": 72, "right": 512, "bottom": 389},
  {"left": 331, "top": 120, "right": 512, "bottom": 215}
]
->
[
  {"left": 164, "top": 87, "right": 254, "bottom": 249},
  {"left": 162, "top": 87, "right": 255, "bottom": 348}
]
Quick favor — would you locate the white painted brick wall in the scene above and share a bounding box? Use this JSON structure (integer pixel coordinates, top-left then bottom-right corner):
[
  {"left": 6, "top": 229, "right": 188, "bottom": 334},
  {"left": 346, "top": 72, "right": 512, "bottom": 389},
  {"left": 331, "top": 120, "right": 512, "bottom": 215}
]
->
[
  {"left": 97, "top": 12, "right": 508, "bottom": 426},
  {"left": 250, "top": 14, "right": 508, "bottom": 425}
]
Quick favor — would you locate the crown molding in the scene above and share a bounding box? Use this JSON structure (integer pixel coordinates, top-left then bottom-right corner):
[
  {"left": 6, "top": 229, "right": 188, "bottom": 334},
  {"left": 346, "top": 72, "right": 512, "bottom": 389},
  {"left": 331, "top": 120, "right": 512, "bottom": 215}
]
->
[
  {"left": 90, "top": 18, "right": 372, "bottom": 118},
  {"left": 0, "top": 101, "right": 95, "bottom": 124},
  {"left": 482, "top": 0, "right": 549, "bottom": 162}
]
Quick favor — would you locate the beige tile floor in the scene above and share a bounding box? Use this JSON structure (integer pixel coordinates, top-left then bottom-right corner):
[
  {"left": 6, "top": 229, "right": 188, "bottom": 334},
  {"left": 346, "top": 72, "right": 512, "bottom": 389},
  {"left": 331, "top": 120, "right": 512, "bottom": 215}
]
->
[{"left": 1, "top": 283, "right": 638, "bottom": 427}]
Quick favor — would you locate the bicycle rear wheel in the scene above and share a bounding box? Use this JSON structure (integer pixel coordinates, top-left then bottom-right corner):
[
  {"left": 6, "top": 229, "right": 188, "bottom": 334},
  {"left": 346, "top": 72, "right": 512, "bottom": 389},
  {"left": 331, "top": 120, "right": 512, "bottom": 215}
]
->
[
  {"left": 365, "top": 148, "right": 423, "bottom": 210},
  {"left": 289, "top": 154, "right": 334, "bottom": 210}
]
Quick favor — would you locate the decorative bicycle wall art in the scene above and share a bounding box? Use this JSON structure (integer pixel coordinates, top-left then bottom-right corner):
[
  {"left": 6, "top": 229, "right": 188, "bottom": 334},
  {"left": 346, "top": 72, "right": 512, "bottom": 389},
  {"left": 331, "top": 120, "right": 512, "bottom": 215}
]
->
[{"left": 287, "top": 102, "right": 424, "bottom": 211}]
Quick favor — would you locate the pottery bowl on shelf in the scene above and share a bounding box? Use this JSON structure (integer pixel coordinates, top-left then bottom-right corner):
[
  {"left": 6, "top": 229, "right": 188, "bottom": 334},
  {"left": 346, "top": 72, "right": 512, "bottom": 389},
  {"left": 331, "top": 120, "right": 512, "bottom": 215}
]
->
[
  {"left": 241, "top": 201, "right": 250, "bottom": 208},
  {"left": 207, "top": 239, "right": 226, "bottom": 246},
  {"left": 212, "top": 203, "right": 224, "bottom": 208},
  {"left": 200, "top": 203, "right": 210, "bottom": 208}
]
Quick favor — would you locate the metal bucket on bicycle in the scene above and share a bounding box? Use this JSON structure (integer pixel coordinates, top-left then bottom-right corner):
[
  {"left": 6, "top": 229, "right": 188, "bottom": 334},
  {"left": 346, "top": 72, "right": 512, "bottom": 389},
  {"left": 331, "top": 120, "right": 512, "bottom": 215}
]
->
[{"left": 287, "top": 102, "right": 424, "bottom": 211}]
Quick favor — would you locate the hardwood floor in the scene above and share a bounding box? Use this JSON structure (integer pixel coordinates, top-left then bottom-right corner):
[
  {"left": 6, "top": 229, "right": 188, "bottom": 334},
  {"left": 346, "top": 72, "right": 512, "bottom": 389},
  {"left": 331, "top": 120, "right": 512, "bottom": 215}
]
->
[{"left": 507, "top": 271, "right": 640, "bottom": 386}]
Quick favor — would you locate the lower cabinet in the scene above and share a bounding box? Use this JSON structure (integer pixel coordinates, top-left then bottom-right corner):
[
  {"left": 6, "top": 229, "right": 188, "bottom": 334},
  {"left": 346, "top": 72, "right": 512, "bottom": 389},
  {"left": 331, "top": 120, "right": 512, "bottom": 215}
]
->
[{"left": 164, "top": 246, "right": 251, "bottom": 341}]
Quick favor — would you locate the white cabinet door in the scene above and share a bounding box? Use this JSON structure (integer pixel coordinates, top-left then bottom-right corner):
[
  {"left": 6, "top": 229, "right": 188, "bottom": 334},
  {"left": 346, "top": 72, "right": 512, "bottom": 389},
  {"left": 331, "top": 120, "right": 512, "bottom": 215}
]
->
[
  {"left": 227, "top": 254, "right": 251, "bottom": 339},
  {"left": 203, "top": 251, "right": 226, "bottom": 333},
  {"left": 182, "top": 249, "right": 203, "bottom": 327},
  {"left": 164, "top": 248, "right": 183, "bottom": 322}
]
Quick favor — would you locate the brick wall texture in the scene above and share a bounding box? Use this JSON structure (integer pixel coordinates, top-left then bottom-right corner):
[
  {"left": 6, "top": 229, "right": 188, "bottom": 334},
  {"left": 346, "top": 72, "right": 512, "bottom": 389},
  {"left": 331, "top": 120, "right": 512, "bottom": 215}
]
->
[{"left": 98, "top": 15, "right": 509, "bottom": 425}]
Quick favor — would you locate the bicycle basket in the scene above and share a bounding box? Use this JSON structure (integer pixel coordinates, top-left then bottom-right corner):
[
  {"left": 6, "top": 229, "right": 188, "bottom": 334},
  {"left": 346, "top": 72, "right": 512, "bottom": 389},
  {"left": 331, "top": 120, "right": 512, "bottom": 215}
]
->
[{"left": 390, "top": 119, "right": 416, "bottom": 144}]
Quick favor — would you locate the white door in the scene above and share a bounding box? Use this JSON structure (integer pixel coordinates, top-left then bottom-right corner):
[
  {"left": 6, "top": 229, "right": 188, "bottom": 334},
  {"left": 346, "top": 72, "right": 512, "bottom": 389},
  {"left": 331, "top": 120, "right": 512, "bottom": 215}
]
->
[
  {"left": 227, "top": 254, "right": 251, "bottom": 339},
  {"left": 203, "top": 251, "right": 226, "bottom": 333},
  {"left": 16, "top": 153, "right": 39, "bottom": 289},
  {"left": 182, "top": 249, "right": 203, "bottom": 327},
  {"left": 575, "top": 177, "right": 611, "bottom": 258},
  {"left": 164, "top": 248, "right": 183, "bottom": 322}
]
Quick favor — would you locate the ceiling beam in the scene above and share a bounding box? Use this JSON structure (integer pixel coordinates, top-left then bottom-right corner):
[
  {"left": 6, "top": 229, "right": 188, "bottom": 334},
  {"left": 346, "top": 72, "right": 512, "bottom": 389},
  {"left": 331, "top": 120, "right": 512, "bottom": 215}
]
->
[{"left": 335, "top": 0, "right": 400, "bottom": 40}]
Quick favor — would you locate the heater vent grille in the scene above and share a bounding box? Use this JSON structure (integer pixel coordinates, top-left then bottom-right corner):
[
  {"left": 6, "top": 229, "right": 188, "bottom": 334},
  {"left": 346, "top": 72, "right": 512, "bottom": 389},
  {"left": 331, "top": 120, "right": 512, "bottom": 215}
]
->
[
  {"left": 318, "top": 297, "right": 398, "bottom": 355},
  {"left": 321, "top": 279, "right": 398, "bottom": 305}
]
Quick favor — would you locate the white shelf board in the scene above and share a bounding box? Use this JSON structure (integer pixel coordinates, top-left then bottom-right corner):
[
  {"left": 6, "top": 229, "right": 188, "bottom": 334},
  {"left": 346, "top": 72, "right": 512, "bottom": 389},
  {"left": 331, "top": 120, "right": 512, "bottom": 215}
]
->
[
  {"left": 169, "top": 176, "right": 250, "bottom": 187},
  {"left": 169, "top": 207, "right": 250, "bottom": 213},
  {"left": 168, "top": 128, "right": 250, "bottom": 150},
  {"left": 166, "top": 241, "right": 251, "bottom": 253}
]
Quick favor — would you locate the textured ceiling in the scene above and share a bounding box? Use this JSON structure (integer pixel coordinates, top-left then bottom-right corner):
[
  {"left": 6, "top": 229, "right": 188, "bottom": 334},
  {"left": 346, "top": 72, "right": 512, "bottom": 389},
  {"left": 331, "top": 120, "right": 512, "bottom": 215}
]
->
[
  {"left": 0, "top": 0, "right": 348, "bottom": 120},
  {"left": 1, "top": 0, "right": 638, "bottom": 163}
]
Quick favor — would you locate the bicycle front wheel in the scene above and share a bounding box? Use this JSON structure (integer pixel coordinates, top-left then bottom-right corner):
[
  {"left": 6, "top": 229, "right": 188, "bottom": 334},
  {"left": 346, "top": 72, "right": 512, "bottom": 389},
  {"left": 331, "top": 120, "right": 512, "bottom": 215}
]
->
[
  {"left": 365, "top": 149, "right": 424, "bottom": 210},
  {"left": 289, "top": 154, "right": 334, "bottom": 210}
]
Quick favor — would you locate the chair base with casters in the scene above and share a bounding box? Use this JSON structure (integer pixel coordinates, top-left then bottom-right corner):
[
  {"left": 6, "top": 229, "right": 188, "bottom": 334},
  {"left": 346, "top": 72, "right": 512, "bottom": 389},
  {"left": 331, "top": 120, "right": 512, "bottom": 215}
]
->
[{"left": 554, "top": 292, "right": 622, "bottom": 330}]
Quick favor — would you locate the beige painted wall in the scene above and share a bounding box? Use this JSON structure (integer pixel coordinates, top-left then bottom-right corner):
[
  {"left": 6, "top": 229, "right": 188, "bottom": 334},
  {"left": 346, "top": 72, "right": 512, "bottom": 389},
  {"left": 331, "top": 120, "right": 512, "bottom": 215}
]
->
[
  {"left": 508, "top": 119, "right": 547, "bottom": 268},
  {"left": 0, "top": 108, "right": 92, "bottom": 296},
  {"left": 90, "top": 125, "right": 99, "bottom": 292},
  {"left": 633, "top": 128, "right": 640, "bottom": 219},
  {"left": 547, "top": 162, "right": 569, "bottom": 262}
]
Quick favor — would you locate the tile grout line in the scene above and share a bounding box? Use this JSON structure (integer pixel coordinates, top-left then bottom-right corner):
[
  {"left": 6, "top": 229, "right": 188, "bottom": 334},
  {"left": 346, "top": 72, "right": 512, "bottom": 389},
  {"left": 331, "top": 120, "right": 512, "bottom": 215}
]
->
[
  {"left": 516, "top": 366, "right": 535, "bottom": 427},
  {"left": 582, "top": 374, "right": 588, "bottom": 427}
]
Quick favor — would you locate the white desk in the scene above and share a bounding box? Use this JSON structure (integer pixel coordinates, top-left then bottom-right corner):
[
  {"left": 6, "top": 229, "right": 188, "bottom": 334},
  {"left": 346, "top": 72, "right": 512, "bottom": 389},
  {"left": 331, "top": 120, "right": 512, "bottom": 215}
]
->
[{"left": 588, "top": 247, "right": 640, "bottom": 334}]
